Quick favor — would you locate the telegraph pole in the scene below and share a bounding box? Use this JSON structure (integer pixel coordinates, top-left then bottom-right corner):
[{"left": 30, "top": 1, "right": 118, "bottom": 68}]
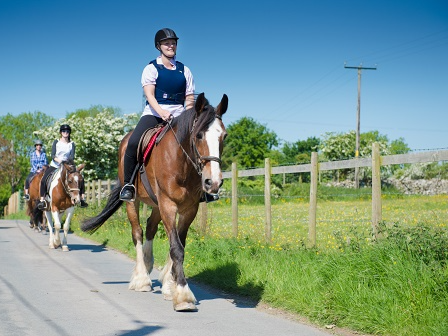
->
[{"left": 344, "top": 63, "right": 377, "bottom": 188}]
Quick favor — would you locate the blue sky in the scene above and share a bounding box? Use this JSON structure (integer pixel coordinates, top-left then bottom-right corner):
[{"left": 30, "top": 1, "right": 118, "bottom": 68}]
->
[{"left": 1, "top": 0, "right": 447, "bottom": 151}]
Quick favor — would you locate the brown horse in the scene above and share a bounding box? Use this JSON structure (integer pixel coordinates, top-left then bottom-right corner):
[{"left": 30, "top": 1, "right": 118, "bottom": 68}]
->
[
  {"left": 43, "top": 161, "right": 85, "bottom": 251},
  {"left": 26, "top": 166, "right": 48, "bottom": 232},
  {"left": 81, "top": 93, "right": 228, "bottom": 311}
]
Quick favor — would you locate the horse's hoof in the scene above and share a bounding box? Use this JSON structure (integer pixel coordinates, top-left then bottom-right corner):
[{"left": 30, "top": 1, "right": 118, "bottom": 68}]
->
[
  {"left": 135, "top": 285, "right": 151, "bottom": 292},
  {"left": 49, "top": 245, "right": 55, "bottom": 249},
  {"left": 174, "top": 302, "right": 197, "bottom": 312},
  {"left": 62, "top": 246, "right": 69, "bottom": 252}
]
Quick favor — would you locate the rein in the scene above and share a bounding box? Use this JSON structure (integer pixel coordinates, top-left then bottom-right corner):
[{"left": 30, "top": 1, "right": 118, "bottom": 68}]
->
[{"left": 167, "top": 114, "right": 222, "bottom": 176}]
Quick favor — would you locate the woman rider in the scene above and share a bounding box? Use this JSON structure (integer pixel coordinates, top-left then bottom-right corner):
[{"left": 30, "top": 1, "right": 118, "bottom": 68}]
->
[{"left": 119, "top": 28, "right": 195, "bottom": 201}]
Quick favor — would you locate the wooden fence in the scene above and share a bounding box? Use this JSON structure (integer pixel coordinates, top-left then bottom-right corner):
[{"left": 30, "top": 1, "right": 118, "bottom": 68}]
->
[{"left": 4, "top": 144, "right": 448, "bottom": 246}]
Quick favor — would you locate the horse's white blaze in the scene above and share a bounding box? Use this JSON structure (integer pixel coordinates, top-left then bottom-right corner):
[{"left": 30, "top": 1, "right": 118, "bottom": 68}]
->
[{"left": 205, "top": 119, "right": 224, "bottom": 182}]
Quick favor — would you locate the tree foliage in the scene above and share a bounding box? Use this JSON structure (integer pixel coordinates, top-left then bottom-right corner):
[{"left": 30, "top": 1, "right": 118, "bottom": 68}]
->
[
  {"left": 0, "top": 135, "right": 22, "bottom": 193},
  {"left": 281, "top": 137, "right": 320, "bottom": 164},
  {"left": 222, "top": 117, "right": 278, "bottom": 170},
  {"left": 0, "top": 111, "right": 55, "bottom": 157},
  {"left": 319, "top": 130, "right": 410, "bottom": 182}
]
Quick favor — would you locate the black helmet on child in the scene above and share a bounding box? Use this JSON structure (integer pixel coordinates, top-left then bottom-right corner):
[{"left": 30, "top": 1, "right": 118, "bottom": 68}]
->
[
  {"left": 59, "top": 124, "right": 71, "bottom": 133},
  {"left": 34, "top": 139, "right": 43, "bottom": 146},
  {"left": 154, "top": 28, "right": 179, "bottom": 49}
]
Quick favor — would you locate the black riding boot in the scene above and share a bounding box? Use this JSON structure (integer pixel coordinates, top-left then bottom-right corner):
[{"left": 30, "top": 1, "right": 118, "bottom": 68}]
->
[{"left": 120, "top": 153, "right": 137, "bottom": 202}]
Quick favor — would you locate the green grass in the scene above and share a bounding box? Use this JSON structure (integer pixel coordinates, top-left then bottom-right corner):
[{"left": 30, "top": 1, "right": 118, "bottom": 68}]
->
[{"left": 9, "top": 194, "right": 448, "bottom": 335}]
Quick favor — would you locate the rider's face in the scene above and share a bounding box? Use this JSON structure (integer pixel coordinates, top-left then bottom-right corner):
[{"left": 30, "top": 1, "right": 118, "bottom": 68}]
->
[{"left": 159, "top": 39, "right": 177, "bottom": 57}]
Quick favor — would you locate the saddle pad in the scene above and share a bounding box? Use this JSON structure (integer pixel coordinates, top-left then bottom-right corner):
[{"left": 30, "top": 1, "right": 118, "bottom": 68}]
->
[{"left": 137, "top": 124, "right": 166, "bottom": 163}]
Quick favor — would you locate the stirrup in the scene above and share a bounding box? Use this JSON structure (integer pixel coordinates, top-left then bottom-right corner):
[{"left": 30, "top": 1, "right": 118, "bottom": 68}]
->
[
  {"left": 120, "top": 184, "right": 135, "bottom": 202},
  {"left": 23, "top": 194, "right": 30, "bottom": 201}
]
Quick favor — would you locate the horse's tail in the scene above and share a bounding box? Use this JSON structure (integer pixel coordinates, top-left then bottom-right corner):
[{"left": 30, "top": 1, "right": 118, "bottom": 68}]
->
[{"left": 81, "top": 180, "right": 123, "bottom": 234}]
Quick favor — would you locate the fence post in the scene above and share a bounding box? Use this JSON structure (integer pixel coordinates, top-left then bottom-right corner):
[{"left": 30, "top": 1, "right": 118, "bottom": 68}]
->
[
  {"left": 107, "top": 179, "right": 111, "bottom": 195},
  {"left": 231, "top": 162, "right": 238, "bottom": 238},
  {"left": 371, "top": 142, "right": 382, "bottom": 238},
  {"left": 97, "top": 179, "right": 101, "bottom": 207},
  {"left": 143, "top": 204, "right": 147, "bottom": 218},
  {"left": 200, "top": 203, "right": 207, "bottom": 236},
  {"left": 265, "top": 158, "right": 272, "bottom": 243},
  {"left": 309, "top": 152, "right": 318, "bottom": 247},
  {"left": 92, "top": 180, "right": 96, "bottom": 204},
  {"left": 85, "top": 181, "right": 90, "bottom": 202}
]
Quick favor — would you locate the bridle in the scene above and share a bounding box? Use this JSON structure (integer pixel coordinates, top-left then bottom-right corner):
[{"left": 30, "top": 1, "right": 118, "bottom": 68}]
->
[
  {"left": 168, "top": 114, "right": 223, "bottom": 176},
  {"left": 61, "top": 164, "right": 81, "bottom": 198}
]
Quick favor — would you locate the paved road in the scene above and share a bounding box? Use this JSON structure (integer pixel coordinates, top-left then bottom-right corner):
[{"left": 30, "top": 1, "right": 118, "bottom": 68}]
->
[{"left": 0, "top": 219, "right": 333, "bottom": 336}]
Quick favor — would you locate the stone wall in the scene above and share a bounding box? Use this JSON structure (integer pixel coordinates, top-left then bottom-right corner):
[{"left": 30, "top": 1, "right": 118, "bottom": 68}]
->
[
  {"left": 325, "top": 178, "right": 448, "bottom": 195},
  {"left": 384, "top": 178, "right": 448, "bottom": 195}
]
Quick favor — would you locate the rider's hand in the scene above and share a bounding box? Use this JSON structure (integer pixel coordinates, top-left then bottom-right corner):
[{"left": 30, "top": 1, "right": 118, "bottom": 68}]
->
[{"left": 161, "top": 110, "right": 173, "bottom": 121}]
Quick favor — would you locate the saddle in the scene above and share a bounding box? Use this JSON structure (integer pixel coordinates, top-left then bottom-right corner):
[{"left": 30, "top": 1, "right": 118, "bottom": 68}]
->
[
  {"left": 41, "top": 166, "right": 62, "bottom": 205},
  {"left": 133, "top": 124, "right": 168, "bottom": 205}
]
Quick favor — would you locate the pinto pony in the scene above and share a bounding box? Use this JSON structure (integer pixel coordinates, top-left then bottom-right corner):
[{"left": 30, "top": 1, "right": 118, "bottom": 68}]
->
[
  {"left": 43, "top": 161, "right": 85, "bottom": 251},
  {"left": 81, "top": 93, "right": 228, "bottom": 311}
]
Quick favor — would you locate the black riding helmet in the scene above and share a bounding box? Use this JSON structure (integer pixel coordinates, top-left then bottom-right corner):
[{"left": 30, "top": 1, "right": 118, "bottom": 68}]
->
[
  {"left": 154, "top": 28, "right": 179, "bottom": 50},
  {"left": 59, "top": 124, "right": 71, "bottom": 133}
]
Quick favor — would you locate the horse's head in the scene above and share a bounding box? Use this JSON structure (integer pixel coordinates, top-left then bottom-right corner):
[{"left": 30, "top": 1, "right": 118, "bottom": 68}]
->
[
  {"left": 192, "top": 93, "right": 228, "bottom": 194},
  {"left": 62, "top": 161, "right": 86, "bottom": 206}
]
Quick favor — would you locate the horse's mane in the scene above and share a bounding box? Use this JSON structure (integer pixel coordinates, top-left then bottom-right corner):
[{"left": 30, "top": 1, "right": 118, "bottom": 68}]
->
[
  {"left": 61, "top": 160, "right": 77, "bottom": 173},
  {"left": 171, "top": 99, "right": 216, "bottom": 143}
]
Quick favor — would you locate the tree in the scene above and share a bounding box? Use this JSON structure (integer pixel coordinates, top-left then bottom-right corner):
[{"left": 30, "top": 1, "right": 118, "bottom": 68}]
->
[
  {"left": 319, "top": 130, "right": 407, "bottom": 183},
  {"left": 0, "top": 136, "right": 22, "bottom": 193},
  {"left": 0, "top": 111, "right": 55, "bottom": 157},
  {"left": 279, "top": 137, "right": 320, "bottom": 183},
  {"left": 34, "top": 109, "right": 137, "bottom": 179},
  {"left": 222, "top": 117, "right": 278, "bottom": 170},
  {"left": 281, "top": 137, "right": 320, "bottom": 164},
  {"left": 66, "top": 105, "right": 123, "bottom": 119}
]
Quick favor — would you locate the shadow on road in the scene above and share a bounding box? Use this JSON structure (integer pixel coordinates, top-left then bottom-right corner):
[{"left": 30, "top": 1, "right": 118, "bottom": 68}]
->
[
  {"left": 67, "top": 243, "right": 108, "bottom": 253},
  {"left": 191, "top": 262, "right": 264, "bottom": 309}
]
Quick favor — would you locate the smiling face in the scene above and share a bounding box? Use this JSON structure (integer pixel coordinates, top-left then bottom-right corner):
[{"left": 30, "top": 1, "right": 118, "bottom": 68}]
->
[{"left": 158, "top": 38, "right": 177, "bottom": 58}]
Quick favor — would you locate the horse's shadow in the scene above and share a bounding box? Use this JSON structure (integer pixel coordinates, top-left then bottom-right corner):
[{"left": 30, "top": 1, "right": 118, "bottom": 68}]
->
[
  {"left": 188, "top": 262, "right": 264, "bottom": 309},
  {"left": 67, "top": 242, "right": 108, "bottom": 253}
]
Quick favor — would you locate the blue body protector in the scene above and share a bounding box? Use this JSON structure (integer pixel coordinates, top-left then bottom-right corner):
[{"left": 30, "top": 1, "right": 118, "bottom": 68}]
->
[{"left": 148, "top": 59, "right": 187, "bottom": 105}]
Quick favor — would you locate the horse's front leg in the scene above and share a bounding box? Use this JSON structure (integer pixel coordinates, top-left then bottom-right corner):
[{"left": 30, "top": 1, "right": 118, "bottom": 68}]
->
[
  {"left": 45, "top": 211, "right": 57, "bottom": 249},
  {"left": 61, "top": 207, "right": 74, "bottom": 252},
  {"left": 51, "top": 210, "right": 63, "bottom": 249},
  {"left": 127, "top": 200, "right": 152, "bottom": 292},
  {"left": 159, "top": 202, "right": 197, "bottom": 311}
]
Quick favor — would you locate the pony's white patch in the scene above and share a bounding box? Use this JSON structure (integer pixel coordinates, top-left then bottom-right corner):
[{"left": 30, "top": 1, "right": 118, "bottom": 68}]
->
[
  {"left": 205, "top": 119, "right": 224, "bottom": 181},
  {"left": 48, "top": 168, "right": 62, "bottom": 200}
]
